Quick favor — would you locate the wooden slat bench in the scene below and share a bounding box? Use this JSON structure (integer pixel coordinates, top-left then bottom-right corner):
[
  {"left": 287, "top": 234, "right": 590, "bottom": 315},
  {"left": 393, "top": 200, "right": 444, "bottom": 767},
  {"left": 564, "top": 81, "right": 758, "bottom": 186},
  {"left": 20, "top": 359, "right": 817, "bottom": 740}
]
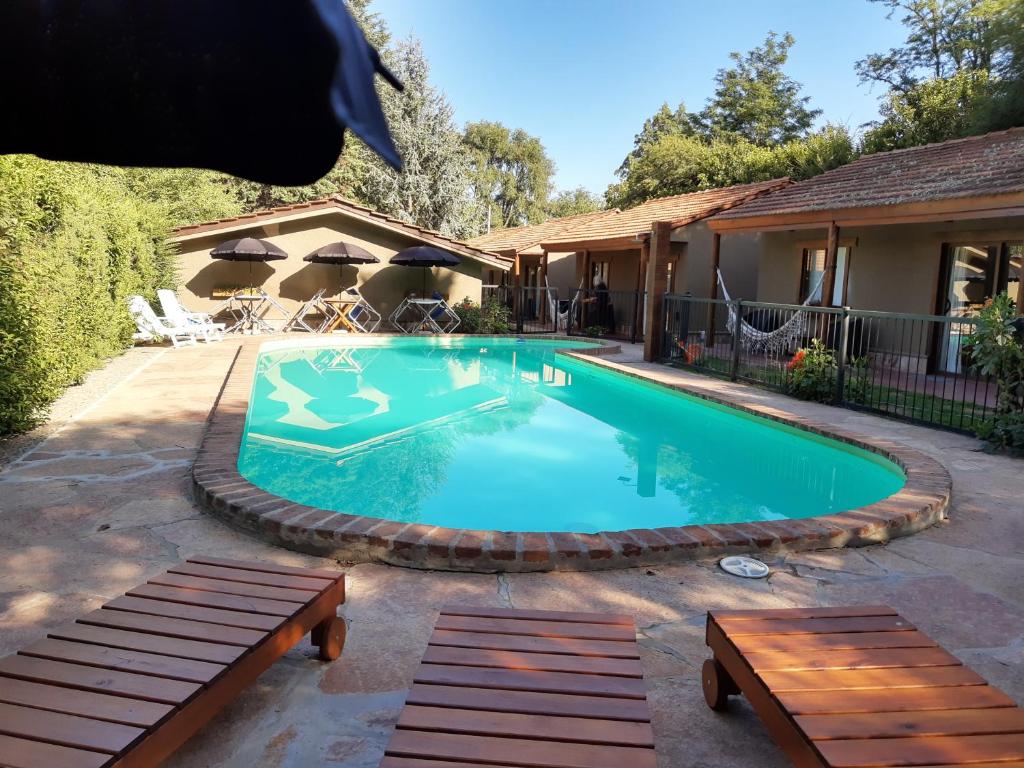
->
[
  {"left": 381, "top": 605, "right": 657, "bottom": 768},
  {"left": 703, "top": 604, "right": 1024, "bottom": 768},
  {"left": 0, "top": 556, "right": 345, "bottom": 768}
]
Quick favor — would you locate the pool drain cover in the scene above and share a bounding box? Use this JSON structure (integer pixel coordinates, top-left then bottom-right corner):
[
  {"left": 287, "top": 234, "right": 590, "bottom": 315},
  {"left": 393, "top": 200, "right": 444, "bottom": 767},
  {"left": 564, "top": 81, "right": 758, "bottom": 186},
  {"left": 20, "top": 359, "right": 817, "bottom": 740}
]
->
[{"left": 719, "top": 556, "right": 770, "bottom": 579}]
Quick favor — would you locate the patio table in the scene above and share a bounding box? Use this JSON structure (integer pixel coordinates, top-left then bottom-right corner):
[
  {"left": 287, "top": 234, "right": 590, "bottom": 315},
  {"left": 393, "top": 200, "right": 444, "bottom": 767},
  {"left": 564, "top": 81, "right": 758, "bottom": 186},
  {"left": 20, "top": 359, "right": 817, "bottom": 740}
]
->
[
  {"left": 221, "top": 290, "right": 289, "bottom": 334},
  {"left": 322, "top": 298, "right": 360, "bottom": 333},
  {"left": 389, "top": 297, "right": 446, "bottom": 334}
]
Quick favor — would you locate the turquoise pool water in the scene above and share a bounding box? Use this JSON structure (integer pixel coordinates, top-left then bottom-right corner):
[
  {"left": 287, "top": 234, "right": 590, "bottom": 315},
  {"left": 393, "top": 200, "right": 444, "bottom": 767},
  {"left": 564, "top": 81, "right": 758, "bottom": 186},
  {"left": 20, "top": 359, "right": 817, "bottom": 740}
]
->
[{"left": 239, "top": 337, "right": 905, "bottom": 533}]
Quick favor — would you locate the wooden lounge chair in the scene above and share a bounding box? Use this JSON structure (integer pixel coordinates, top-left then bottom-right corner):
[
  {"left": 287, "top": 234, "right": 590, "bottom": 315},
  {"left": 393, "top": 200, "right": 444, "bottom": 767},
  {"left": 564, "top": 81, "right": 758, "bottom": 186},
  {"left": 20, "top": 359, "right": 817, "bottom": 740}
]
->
[
  {"left": 0, "top": 556, "right": 345, "bottom": 768},
  {"left": 702, "top": 604, "right": 1024, "bottom": 768},
  {"left": 381, "top": 605, "right": 656, "bottom": 768}
]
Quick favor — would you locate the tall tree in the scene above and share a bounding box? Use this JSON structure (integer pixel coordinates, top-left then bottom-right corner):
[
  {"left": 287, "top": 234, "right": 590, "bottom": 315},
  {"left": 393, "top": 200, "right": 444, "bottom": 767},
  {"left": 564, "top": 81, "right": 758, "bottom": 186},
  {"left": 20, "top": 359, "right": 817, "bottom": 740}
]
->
[
  {"left": 696, "top": 32, "right": 821, "bottom": 145},
  {"left": 463, "top": 121, "right": 554, "bottom": 229},
  {"left": 606, "top": 126, "right": 854, "bottom": 209},
  {"left": 858, "top": 0, "right": 1022, "bottom": 150},
  {"left": 615, "top": 102, "right": 697, "bottom": 177},
  {"left": 546, "top": 187, "right": 604, "bottom": 218},
  {"left": 856, "top": 0, "right": 995, "bottom": 92},
  {"left": 357, "top": 37, "right": 480, "bottom": 238}
]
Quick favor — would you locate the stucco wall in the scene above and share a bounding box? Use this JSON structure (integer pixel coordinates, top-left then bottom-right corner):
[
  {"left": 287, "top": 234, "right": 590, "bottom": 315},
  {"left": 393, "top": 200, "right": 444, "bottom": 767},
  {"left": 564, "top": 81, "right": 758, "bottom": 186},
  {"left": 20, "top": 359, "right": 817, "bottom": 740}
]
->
[
  {"left": 172, "top": 212, "right": 491, "bottom": 320},
  {"left": 673, "top": 220, "right": 761, "bottom": 300},
  {"left": 754, "top": 216, "right": 1024, "bottom": 314}
]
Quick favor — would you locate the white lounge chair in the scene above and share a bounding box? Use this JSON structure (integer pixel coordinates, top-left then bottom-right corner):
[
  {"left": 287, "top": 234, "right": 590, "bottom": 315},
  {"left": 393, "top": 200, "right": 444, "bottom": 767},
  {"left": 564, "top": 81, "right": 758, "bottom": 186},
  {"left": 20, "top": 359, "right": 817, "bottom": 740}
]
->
[
  {"left": 128, "top": 295, "right": 199, "bottom": 348},
  {"left": 157, "top": 289, "right": 225, "bottom": 341}
]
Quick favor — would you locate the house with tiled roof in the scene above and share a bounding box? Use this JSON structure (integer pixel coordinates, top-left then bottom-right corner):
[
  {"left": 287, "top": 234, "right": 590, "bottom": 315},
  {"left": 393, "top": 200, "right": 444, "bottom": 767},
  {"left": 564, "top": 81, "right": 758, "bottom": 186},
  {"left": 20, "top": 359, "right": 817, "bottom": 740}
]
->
[
  {"left": 528, "top": 179, "right": 790, "bottom": 349},
  {"left": 466, "top": 209, "right": 616, "bottom": 324},
  {"left": 707, "top": 128, "right": 1024, "bottom": 373},
  {"left": 168, "top": 196, "right": 509, "bottom": 318}
]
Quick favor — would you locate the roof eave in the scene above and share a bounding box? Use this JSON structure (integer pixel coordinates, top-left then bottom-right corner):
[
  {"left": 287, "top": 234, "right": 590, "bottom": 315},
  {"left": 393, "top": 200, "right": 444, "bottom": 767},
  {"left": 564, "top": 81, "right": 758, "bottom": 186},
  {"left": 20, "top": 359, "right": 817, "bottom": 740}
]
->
[
  {"left": 708, "top": 192, "right": 1024, "bottom": 233},
  {"left": 169, "top": 200, "right": 510, "bottom": 270}
]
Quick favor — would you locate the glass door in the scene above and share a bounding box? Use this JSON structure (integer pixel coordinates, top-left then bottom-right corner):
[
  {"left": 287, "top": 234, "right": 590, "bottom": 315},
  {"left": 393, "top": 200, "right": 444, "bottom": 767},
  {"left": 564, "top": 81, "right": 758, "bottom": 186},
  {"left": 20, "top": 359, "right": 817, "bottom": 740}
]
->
[{"left": 938, "top": 244, "right": 999, "bottom": 373}]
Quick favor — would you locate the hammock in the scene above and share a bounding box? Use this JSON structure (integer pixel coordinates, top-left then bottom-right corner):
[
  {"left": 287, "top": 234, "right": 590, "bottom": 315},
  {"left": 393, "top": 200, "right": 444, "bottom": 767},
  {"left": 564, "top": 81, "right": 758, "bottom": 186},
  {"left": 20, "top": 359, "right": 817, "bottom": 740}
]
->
[
  {"left": 716, "top": 268, "right": 826, "bottom": 357},
  {"left": 544, "top": 275, "right": 584, "bottom": 332}
]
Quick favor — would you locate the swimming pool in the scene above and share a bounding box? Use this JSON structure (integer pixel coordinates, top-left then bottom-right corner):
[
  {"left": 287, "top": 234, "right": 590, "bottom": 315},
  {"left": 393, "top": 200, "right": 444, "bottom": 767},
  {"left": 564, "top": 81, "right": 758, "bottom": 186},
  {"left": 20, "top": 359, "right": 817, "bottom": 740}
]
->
[{"left": 237, "top": 337, "right": 906, "bottom": 533}]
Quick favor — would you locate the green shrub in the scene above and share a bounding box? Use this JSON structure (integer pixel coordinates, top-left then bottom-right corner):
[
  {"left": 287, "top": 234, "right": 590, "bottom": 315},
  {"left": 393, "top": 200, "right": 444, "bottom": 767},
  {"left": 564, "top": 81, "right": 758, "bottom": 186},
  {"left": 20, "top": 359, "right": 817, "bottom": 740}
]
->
[
  {"left": 785, "top": 339, "right": 837, "bottom": 403},
  {"left": 452, "top": 297, "right": 512, "bottom": 334},
  {"left": 0, "top": 157, "right": 240, "bottom": 435},
  {"left": 967, "top": 292, "right": 1024, "bottom": 454}
]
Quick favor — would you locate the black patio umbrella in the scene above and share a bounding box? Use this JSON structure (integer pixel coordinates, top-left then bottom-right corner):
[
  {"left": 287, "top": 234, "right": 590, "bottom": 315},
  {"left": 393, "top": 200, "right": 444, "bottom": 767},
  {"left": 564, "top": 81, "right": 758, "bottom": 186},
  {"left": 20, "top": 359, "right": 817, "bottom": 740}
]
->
[
  {"left": 0, "top": 1, "right": 403, "bottom": 185},
  {"left": 304, "top": 242, "right": 380, "bottom": 293},
  {"left": 390, "top": 246, "right": 461, "bottom": 296},
  {"left": 211, "top": 238, "right": 288, "bottom": 285}
]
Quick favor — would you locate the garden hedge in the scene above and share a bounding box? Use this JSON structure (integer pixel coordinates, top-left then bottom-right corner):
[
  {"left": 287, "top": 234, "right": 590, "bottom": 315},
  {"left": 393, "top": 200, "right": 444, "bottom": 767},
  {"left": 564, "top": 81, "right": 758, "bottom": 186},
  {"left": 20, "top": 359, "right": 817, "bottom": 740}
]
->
[{"left": 0, "top": 156, "right": 240, "bottom": 435}]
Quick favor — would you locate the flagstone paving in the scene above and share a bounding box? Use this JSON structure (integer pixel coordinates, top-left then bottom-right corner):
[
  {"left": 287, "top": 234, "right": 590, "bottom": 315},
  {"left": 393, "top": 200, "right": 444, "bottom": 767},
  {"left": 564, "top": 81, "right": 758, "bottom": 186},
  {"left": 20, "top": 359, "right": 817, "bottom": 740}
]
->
[{"left": 0, "top": 338, "right": 1021, "bottom": 768}]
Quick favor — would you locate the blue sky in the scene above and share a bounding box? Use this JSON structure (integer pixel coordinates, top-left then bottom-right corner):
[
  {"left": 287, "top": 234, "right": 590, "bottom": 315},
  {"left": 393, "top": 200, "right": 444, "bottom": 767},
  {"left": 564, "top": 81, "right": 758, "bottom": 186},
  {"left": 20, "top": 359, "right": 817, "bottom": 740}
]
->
[{"left": 371, "top": 0, "right": 908, "bottom": 196}]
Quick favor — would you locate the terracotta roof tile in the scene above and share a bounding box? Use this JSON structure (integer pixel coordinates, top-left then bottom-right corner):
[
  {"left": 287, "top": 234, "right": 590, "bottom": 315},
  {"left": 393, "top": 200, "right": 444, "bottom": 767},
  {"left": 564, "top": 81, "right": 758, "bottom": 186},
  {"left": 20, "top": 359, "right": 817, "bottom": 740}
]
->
[
  {"left": 170, "top": 195, "right": 508, "bottom": 268},
  {"left": 540, "top": 178, "right": 790, "bottom": 248},
  {"left": 466, "top": 209, "right": 615, "bottom": 254},
  {"left": 714, "top": 128, "right": 1024, "bottom": 221}
]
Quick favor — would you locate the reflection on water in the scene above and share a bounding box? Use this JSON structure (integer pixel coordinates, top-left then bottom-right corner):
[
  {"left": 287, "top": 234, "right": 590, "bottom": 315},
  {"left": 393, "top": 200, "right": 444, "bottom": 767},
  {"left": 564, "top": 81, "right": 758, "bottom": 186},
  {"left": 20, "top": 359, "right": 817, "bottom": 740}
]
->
[{"left": 239, "top": 340, "right": 905, "bottom": 532}]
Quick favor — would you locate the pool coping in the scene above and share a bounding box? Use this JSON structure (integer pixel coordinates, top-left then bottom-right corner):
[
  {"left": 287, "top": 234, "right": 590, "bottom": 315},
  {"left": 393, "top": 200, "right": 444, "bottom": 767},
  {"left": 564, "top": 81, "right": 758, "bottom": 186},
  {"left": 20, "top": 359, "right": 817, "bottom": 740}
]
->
[{"left": 191, "top": 335, "right": 952, "bottom": 572}]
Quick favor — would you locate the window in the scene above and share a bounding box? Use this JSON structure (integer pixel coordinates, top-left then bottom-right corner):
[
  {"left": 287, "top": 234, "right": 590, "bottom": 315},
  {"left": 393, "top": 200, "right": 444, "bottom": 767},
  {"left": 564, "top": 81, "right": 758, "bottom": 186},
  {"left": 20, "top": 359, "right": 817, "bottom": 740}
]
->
[
  {"left": 800, "top": 246, "right": 848, "bottom": 306},
  {"left": 590, "top": 260, "right": 609, "bottom": 288}
]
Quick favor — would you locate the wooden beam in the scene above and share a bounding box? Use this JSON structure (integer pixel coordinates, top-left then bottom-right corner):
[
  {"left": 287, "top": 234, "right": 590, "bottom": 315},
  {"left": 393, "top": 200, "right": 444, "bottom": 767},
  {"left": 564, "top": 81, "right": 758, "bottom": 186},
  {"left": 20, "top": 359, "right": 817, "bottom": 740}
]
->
[
  {"left": 706, "top": 192, "right": 1024, "bottom": 233},
  {"left": 643, "top": 222, "right": 672, "bottom": 362},
  {"left": 512, "top": 254, "right": 522, "bottom": 320},
  {"left": 706, "top": 232, "right": 722, "bottom": 347},
  {"left": 820, "top": 222, "right": 840, "bottom": 308}
]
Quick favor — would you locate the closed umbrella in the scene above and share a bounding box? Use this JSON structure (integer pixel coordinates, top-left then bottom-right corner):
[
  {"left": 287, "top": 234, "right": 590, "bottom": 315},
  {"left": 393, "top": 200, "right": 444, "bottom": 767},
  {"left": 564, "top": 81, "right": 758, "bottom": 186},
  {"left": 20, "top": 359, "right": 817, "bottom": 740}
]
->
[{"left": 390, "top": 246, "right": 460, "bottom": 296}]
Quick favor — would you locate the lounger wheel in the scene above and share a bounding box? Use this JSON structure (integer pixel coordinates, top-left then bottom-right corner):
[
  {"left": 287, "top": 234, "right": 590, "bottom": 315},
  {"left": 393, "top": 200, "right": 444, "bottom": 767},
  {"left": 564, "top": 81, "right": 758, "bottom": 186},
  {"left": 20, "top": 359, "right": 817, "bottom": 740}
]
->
[
  {"left": 312, "top": 615, "right": 346, "bottom": 661},
  {"left": 702, "top": 658, "right": 738, "bottom": 711}
]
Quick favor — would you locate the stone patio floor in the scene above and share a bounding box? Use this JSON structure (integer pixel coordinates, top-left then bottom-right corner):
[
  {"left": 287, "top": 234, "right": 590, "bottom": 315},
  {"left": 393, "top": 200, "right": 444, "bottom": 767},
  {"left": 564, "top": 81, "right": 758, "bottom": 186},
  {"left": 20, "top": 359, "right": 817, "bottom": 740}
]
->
[{"left": 0, "top": 337, "right": 1021, "bottom": 768}]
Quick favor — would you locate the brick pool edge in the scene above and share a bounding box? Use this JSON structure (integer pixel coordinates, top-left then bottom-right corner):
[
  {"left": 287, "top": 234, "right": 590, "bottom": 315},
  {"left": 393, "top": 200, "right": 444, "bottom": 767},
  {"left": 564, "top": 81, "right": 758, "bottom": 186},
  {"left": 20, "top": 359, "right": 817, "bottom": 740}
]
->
[{"left": 191, "top": 336, "right": 952, "bottom": 572}]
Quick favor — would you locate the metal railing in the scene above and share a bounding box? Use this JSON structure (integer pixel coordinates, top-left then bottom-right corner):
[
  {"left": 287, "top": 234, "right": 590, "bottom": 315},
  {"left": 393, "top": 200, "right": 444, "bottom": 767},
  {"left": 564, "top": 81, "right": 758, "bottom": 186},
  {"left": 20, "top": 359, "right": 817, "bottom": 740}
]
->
[
  {"left": 482, "top": 285, "right": 561, "bottom": 334},
  {"left": 567, "top": 289, "right": 646, "bottom": 344},
  {"left": 661, "top": 294, "right": 995, "bottom": 433}
]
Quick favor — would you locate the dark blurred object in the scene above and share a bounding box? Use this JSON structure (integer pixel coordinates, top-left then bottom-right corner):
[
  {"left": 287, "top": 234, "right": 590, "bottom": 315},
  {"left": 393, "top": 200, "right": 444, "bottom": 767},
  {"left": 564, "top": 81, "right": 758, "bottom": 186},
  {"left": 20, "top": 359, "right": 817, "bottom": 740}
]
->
[
  {"left": 1011, "top": 316, "right": 1024, "bottom": 341},
  {"left": 0, "top": 0, "right": 401, "bottom": 185}
]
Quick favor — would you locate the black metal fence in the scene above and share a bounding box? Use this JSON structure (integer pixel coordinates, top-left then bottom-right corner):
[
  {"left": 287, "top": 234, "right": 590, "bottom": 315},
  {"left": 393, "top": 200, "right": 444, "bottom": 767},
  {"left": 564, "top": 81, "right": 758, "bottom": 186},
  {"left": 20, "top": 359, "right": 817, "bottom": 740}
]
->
[
  {"left": 567, "top": 289, "right": 646, "bottom": 343},
  {"left": 662, "top": 294, "right": 995, "bottom": 433},
  {"left": 482, "top": 285, "right": 646, "bottom": 339}
]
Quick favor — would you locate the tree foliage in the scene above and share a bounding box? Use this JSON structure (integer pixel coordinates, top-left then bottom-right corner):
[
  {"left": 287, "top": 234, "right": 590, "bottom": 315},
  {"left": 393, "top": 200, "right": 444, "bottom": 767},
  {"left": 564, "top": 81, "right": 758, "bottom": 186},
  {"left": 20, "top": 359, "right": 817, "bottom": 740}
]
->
[
  {"left": 607, "top": 126, "right": 853, "bottom": 209},
  {"left": 609, "top": 32, "right": 832, "bottom": 207},
  {"left": 463, "top": 121, "right": 554, "bottom": 229},
  {"left": 859, "top": 0, "right": 1024, "bottom": 150},
  {"left": 695, "top": 32, "right": 821, "bottom": 145},
  {"left": 356, "top": 38, "right": 481, "bottom": 238},
  {"left": 546, "top": 187, "right": 604, "bottom": 218},
  {"left": 0, "top": 158, "right": 240, "bottom": 434}
]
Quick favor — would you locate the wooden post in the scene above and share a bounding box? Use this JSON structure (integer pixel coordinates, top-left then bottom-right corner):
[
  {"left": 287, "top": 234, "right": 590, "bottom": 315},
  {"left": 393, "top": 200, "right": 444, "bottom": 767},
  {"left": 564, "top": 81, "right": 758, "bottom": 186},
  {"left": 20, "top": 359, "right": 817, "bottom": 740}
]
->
[
  {"left": 821, "top": 221, "right": 840, "bottom": 308},
  {"left": 539, "top": 250, "right": 549, "bottom": 324},
  {"left": 581, "top": 249, "right": 592, "bottom": 328},
  {"left": 706, "top": 231, "right": 721, "bottom": 347},
  {"left": 643, "top": 221, "right": 671, "bottom": 361},
  {"left": 633, "top": 241, "right": 649, "bottom": 345},
  {"left": 512, "top": 253, "right": 522, "bottom": 330}
]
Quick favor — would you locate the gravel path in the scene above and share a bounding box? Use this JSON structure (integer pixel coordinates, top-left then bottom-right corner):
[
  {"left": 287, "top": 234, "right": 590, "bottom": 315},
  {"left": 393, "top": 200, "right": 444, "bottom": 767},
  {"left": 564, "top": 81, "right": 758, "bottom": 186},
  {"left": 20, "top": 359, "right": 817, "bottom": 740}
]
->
[{"left": 0, "top": 344, "right": 168, "bottom": 467}]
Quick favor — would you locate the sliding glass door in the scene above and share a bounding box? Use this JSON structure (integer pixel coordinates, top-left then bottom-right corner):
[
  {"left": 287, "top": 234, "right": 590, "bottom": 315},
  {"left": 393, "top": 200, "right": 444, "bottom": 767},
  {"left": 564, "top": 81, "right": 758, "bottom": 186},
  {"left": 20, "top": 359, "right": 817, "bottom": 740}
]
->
[{"left": 938, "top": 242, "right": 1022, "bottom": 373}]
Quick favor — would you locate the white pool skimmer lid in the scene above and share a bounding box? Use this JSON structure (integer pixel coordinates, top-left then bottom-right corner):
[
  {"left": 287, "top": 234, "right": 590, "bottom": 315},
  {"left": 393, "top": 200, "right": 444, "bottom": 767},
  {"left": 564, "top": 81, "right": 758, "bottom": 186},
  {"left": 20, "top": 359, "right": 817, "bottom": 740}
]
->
[{"left": 719, "top": 555, "right": 770, "bottom": 579}]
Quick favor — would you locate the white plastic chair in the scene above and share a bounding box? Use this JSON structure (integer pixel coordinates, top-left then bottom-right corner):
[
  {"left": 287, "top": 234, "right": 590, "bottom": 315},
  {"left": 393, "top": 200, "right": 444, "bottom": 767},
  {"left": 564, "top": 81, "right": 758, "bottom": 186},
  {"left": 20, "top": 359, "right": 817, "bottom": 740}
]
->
[
  {"left": 157, "top": 289, "right": 225, "bottom": 341},
  {"left": 128, "top": 295, "right": 198, "bottom": 348}
]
